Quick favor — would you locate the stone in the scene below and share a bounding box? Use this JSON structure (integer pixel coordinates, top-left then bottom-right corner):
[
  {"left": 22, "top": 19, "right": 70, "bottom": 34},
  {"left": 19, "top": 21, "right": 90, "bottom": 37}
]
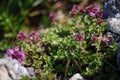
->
[
  {"left": 104, "top": 0, "right": 120, "bottom": 69},
  {"left": 69, "top": 73, "right": 85, "bottom": 80},
  {"left": 0, "top": 65, "right": 11, "bottom": 80},
  {"left": 0, "top": 56, "right": 30, "bottom": 80},
  {"left": 27, "top": 67, "right": 36, "bottom": 78},
  {"left": 104, "top": 0, "right": 120, "bottom": 35},
  {"left": 107, "top": 18, "right": 120, "bottom": 35}
]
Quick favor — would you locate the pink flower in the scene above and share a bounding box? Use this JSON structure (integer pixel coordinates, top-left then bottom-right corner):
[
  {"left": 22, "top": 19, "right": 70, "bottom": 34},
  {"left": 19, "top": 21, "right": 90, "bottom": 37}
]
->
[
  {"left": 88, "top": 12, "right": 96, "bottom": 17},
  {"left": 79, "top": 6, "right": 87, "bottom": 13},
  {"left": 91, "top": 34, "right": 98, "bottom": 41},
  {"left": 33, "top": 36, "right": 41, "bottom": 43},
  {"left": 96, "top": 11, "right": 103, "bottom": 19},
  {"left": 7, "top": 49, "right": 14, "bottom": 56},
  {"left": 14, "top": 46, "right": 19, "bottom": 52},
  {"left": 29, "top": 31, "right": 37, "bottom": 36},
  {"left": 6, "top": 46, "right": 26, "bottom": 63},
  {"left": 70, "top": 5, "right": 80, "bottom": 16},
  {"left": 17, "top": 58, "right": 23, "bottom": 63},
  {"left": 49, "top": 13, "right": 58, "bottom": 21},
  {"left": 19, "top": 50, "right": 26, "bottom": 60},
  {"left": 17, "top": 31, "right": 27, "bottom": 40},
  {"left": 75, "top": 33, "right": 84, "bottom": 42},
  {"left": 87, "top": 5, "right": 100, "bottom": 17},
  {"left": 29, "top": 31, "right": 41, "bottom": 43}
]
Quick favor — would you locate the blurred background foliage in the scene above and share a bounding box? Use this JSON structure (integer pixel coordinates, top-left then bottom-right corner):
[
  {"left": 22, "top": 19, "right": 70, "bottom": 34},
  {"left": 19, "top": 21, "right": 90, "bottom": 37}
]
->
[{"left": 0, "top": 0, "right": 103, "bottom": 53}]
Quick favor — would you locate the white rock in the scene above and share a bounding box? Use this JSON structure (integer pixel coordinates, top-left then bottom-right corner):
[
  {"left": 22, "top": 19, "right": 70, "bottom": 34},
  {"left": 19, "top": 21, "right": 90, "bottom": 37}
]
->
[
  {"left": 27, "top": 67, "right": 36, "bottom": 78},
  {"left": 0, "top": 56, "right": 30, "bottom": 80},
  {"left": 69, "top": 73, "right": 85, "bottom": 80},
  {"left": 0, "top": 65, "right": 11, "bottom": 80}
]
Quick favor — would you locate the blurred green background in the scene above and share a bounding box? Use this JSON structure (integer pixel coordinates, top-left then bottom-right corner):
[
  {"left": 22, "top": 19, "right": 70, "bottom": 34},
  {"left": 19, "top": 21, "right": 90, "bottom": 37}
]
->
[{"left": 0, "top": 0, "right": 103, "bottom": 53}]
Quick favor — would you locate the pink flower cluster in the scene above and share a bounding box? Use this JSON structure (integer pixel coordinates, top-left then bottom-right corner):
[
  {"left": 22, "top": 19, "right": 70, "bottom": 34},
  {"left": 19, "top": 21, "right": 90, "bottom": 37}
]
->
[
  {"left": 17, "top": 31, "right": 27, "bottom": 40},
  {"left": 91, "top": 34, "right": 98, "bottom": 41},
  {"left": 29, "top": 31, "right": 41, "bottom": 43},
  {"left": 91, "top": 34, "right": 110, "bottom": 46},
  {"left": 87, "top": 5, "right": 101, "bottom": 18},
  {"left": 70, "top": 4, "right": 103, "bottom": 18},
  {"left": 75, "top": 33, "right": 84, "bottom": 42},
  {"left": 17, "top": 31, "right": 41, "bottom": 43},
  {"left": 87, "top": 5, "right": 103, "bottom": 26},
  {"left": 70, "top": 5, "right": 81, "bottom": 16},
  {"left": 70, "top": 4, "right": 104, "bottom": 26},
  {"left": 7, "top": 46, "right": 25, "bottom": 63},
  {"left": 49, "top": 13, "right": 58, "bottom": 22}
]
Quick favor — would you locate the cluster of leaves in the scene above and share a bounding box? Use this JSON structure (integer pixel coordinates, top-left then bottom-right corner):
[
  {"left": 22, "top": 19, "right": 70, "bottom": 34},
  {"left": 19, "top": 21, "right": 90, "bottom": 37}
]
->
[
  {"left": 40, "top": 5, "right": 117, "bottom": 79},
  {"left": 41, "top": 14, "right": 117, "bottom": 79},
  {"left": 7, "top": 4, "right": 118, "bottom": 80}
]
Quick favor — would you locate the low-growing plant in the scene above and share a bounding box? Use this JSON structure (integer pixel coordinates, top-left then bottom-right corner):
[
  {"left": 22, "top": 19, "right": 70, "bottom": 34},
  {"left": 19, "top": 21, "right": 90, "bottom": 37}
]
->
[{"left": 6, "top": 4, "right": 118, "bottom": 80}]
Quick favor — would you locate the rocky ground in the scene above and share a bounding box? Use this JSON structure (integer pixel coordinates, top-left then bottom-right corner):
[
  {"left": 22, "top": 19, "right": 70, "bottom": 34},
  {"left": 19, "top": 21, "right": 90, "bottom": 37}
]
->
[{"left": 0, "top": 54, "right": 85, "bottom": 80}]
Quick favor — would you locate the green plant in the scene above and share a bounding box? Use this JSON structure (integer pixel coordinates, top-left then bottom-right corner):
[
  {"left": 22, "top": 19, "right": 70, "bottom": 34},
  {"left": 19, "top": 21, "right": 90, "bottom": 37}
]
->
[
  {"left": 38, "top": 12, "right": 117, "bottom": 79},
  {"left": 8, "top": 4, "right": 118, "bottom": 80}
]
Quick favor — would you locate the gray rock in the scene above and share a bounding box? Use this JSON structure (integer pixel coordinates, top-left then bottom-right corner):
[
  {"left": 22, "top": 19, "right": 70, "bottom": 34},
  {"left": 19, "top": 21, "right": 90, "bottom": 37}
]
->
[
  {"left": 104, "top": 0, "right": 120, "bottom": 70},
  {"left": 104, "top": 0, "right": 120, "bottom": 35},
  {"left": 27, "top": 67, "right": 36, "bottom": 78},
  {"left": 107, "top": 18, "right": 120, "bottom": 35},
  {"left": 69, "top": 73, "right": 85, "bottom": 80},
  {"left": 0, "top": 65, "right": 12, "bottom": 80},
  {"left": 104, "top": 0, "right": 120, "bottom": 18},
  {"left": 0, "top": 56, "right": 30, "bottom": 80}
]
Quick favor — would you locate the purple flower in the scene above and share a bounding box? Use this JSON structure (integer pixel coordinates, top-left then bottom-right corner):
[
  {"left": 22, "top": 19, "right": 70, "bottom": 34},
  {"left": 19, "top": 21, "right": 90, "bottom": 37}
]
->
[
  {"left": 17, "top": 58, "right": 23, "bottom": 63},
  {"left": 19, "top": 50, "right": 26, "bottom": 60},
  {"left": 17, "top": 31, "right": 27, "bottom": 40},
  {"left": 79, "top": 6, "right": 87, "bottom": 13},
  {"left": 6, "top": 46, "right": 26, "bottom": 63},
  {"left": 29, "top": 31, "right": 37, "bottom": 37},
  {"left": 7, "top": 49, "right": 14, "bottom": 56},
  {"left": 75, "top": 33, "right": 84, "bottom": 42},
  {"left": 91, "top": 34, "right": 98, "bottom": 41},
  {"left": 95, "top": 5, "right": 100, "bottom": 11},
  {"left": 29, "top": 31, "right": 41, "bottom": 43},
  {"left": 70, "top": 5, "right": 80, "bottom": 16},
  {"left": 87, "top": 5, "right": 100, "bottom": 17},
  {"left": 33, "top": 36, "right": 41, "bottom": 43},
  {"left": 49, "top": 13, "right": 58, "bottom": 21},
  {"left": 88, "top": 12, "right": 96, "bottom": 17},
  {"left": 14, "top": 46, "right": 19, "bottom": 52},
  {"left": 96, "top": 11, "right": 103, "bottom": 19},
  {"left": 14, "top": 50, "right": 26, "bottom": 63}
]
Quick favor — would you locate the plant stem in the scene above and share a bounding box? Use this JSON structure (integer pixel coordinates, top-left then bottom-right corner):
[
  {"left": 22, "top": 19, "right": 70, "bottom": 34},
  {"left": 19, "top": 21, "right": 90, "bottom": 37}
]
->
[{"left": 64, "top": 60, "right": 70, "bottom": 79}]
